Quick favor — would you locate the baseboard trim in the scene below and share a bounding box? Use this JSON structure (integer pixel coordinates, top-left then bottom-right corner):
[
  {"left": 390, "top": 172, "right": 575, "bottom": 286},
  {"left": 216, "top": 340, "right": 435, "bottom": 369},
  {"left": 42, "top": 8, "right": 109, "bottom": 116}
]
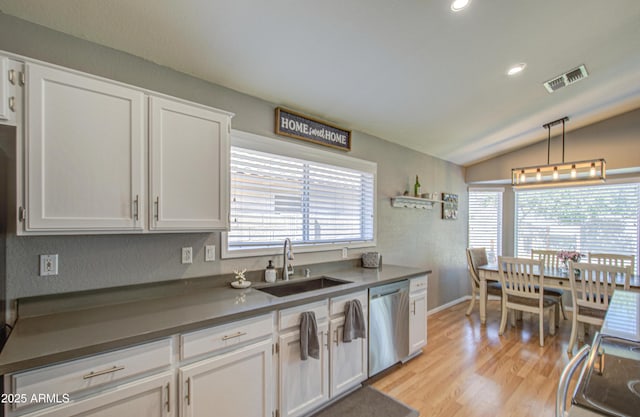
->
[
  {"left": 427, "top": 296, "right": 468, "bottom": 316},
  {"left": 427, "top": 294, "right": 502, "bottom": 316}
]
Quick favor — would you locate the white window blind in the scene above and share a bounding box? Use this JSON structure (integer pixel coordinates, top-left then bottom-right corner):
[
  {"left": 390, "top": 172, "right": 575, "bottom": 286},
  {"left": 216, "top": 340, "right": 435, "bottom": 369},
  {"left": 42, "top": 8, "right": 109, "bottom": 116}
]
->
[
  {"left": 227, "top": 146, "right": 375, "bottom": 252},
  {"left": 468, "top": 189, "right": 503, "bottom": 263},
  {"left": 515, "top": 183, "right": 640, "bottom": 271}
]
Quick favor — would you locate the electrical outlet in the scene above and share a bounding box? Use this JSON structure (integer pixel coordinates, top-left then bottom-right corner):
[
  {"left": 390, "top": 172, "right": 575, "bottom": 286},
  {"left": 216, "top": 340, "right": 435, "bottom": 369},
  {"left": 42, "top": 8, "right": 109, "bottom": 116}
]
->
[
  {"left": 205, "top": 245, "right": 216, "bottom": 262},
  {"left": 181, "top": 247, "right": 193, "bottom": 264},
  {"left": 40, "top": 254, "right": 58, "bottom": 276},
  {"left": 342, "top": 247, "right": 348, "bottom": 259}
]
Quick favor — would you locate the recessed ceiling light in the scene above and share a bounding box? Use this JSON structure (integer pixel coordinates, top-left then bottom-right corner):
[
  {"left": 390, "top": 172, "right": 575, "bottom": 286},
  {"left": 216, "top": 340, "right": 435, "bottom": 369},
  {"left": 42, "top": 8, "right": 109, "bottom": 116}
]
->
[
  {"left": 507, "top": 63, "right": 527, "bottom": 76},
  {"left": 451, "top": 0, "right": 471, "bottom": 12}
]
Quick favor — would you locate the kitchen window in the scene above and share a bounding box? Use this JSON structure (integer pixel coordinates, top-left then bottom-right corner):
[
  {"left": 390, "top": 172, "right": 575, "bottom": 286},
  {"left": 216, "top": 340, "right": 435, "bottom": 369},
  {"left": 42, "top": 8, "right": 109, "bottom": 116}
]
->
[
  {"left": 515, "top": 182, "right": 640, "bottom": 272},
  {"left": 222, "top": 130, "right": 376, "bottom": 258},
  {"left": 468, "top": 188, "right": 503, "bottom": 263}
]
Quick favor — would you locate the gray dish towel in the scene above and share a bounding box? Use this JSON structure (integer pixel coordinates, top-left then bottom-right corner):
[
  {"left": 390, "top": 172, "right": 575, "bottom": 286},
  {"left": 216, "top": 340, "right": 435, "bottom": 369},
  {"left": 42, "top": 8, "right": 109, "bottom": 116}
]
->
[
  {"left": 343, "top": 299, "right": 366, "bottom": 343},
  {"left": 300, "top": 311, "right": 320, "bottom": 360}
]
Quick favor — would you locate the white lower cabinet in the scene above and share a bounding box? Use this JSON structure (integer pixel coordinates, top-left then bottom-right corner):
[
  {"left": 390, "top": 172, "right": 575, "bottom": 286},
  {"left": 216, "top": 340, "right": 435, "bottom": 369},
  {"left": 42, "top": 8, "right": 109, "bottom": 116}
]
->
[
  {"left": 19, "top": 371, "right": 175, "bottom": 417},
  {"left": 276, "top": 291, "right": 369, "bottom": 417},
  {"left": 409, "top": 276, "right": 428, "bottom": 355},
  {"left": 179, "top": 338, "right": 272, "bottom": 417},
  {"left": 277, "top": 301, "right": 330, "bottom": 417},
  {"left": 328, "top": 291, "right": 368, "bottom": 398}
]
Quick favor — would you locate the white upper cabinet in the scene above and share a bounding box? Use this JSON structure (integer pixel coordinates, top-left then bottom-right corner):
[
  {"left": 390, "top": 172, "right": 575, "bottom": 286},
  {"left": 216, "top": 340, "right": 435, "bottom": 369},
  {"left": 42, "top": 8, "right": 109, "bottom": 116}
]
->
[
  {"left": 0, "top": 54, "right": 19, "bottom": 125},
  {"left": 13, "top": 53, "right": 233, "bottom": 235},
  {"left": 0, "top": 55, "right": 9, "bottom": 122},
  {"left": 149, "top": 96, "right": 230, "bottom": 231},
  {"left": 24, "top": 62, "right": 146, "bottom": 233}
]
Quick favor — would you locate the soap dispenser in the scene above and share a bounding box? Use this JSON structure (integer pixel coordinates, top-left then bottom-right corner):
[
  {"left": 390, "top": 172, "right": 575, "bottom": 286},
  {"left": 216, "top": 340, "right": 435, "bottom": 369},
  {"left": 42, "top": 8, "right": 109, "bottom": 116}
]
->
[{"left": 265, "top": 260, "right": 276, "bottom": 283}]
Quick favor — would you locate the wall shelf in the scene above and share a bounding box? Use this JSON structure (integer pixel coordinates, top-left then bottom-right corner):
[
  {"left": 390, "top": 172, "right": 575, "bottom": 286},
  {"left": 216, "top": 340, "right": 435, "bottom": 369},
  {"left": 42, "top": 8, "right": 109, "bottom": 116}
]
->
[{"left": 390, "top": 196, "right": 443, "bottom": 210}]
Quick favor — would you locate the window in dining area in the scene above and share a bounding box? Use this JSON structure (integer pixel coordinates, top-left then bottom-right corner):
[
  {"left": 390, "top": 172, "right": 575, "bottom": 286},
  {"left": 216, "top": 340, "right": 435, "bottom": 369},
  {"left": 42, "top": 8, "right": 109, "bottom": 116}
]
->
[
  {"left": 468, "top": 188, "right": 503, "bottom": 263},
  {"left": 514, "top": 183, "right": 640, "bottom": 272}
]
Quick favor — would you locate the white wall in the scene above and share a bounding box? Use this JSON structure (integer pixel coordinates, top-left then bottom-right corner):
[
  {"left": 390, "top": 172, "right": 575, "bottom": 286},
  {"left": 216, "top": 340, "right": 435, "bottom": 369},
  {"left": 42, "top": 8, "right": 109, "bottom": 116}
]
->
[{"left": 0, "top": 13, "right": 469, "bottom": 312}]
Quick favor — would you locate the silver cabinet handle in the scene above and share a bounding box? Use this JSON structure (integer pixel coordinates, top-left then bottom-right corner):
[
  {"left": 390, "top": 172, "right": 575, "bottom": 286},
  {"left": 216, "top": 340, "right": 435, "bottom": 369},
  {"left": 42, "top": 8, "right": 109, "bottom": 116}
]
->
[
  {"left": 8, "top": 96, "right": 15, "bottom": 112},
  {"left": 154, "top": 196, "right": 160, "bottom": 220},
  {"left": 8, "top": 69, "right": 15, "bottom": 85},
  {"left": 334, "top": 328, "right": 340, "bottom": 346},
  {"left": 83, "top": 365, "right": 125, "bottom": 379},
  {"left": 133, "top": 195, "right": 139, "bottom": 221},
  {"left": 185, "top": 377, "right": 191, "bottom": 405},
  {"left": 556, "top": 345, "right": 590, "bottom": 417},
  {"left": 222, "top": 331, "right": 247, "bottom": 341},
  {"left": 165, "top": 382, "right": 170, "bottom": 413}
]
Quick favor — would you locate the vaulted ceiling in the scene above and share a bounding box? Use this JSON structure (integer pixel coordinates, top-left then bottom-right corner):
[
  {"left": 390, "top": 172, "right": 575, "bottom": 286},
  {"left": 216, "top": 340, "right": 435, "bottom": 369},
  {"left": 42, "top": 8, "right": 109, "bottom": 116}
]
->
[{"left": 1, "top": 0, "right": 639, "bottom": 165}]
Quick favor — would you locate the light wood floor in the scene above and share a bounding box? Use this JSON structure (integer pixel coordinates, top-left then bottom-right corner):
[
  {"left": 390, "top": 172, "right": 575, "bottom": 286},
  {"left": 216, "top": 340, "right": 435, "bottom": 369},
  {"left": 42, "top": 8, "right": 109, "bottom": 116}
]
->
[{"left": 372, "top": 300, "right": 585, "bottom": 417}]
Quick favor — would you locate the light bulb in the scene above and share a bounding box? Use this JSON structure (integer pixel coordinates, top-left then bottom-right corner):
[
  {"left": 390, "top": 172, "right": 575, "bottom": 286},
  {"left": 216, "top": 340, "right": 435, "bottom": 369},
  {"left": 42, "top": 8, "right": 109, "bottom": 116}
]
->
[
  {"left": 536, "top": 168, "right": 542, "bottom": 181},
  {"left": 520, "top": 170, "right": 526, "bottom": 183},
  {"left": 553, "top": 167, "right": 559, "bottom": 180},
  {"left": 590, "top": 162, "right": 596, "bottom": 177},
  {"left": 451, "top": 0, "right": 470, "bottom": 12},
  {"left": 571, "top": 164, "right": 577, "bottom": 178}
]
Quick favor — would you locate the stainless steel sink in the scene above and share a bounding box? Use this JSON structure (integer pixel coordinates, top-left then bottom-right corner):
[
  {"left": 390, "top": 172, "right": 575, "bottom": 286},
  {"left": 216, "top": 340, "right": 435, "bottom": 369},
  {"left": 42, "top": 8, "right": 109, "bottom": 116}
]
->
[{"left": 256, "top": 277, "right": 350, "bottom": 297}]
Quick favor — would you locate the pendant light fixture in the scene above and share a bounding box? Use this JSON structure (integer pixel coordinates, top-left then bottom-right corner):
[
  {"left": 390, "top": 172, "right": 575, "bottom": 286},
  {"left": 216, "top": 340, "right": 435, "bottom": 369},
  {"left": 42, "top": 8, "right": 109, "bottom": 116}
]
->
[{"left": 511, "top": 117, "right": 606, "bottom": 188}]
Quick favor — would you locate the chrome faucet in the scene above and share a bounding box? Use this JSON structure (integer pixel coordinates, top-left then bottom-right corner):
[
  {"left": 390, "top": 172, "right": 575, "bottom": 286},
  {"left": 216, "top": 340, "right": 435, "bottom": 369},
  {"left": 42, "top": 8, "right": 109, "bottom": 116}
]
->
[{"left": 282, "top": 238, "right": 295, "bottom": 280}]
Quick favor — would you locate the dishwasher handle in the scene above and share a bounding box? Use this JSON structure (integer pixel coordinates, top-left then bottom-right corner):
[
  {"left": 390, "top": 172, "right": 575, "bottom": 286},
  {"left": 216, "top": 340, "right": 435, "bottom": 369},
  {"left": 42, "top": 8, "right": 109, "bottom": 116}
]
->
[
  {"left": 370, "top": 288, "right": 402, "bottom": 299},
  {"left": 556, "top": 345, "right": 590, "bottom": 417},
  {"left": 369, "top": 280, "right": 409, "bottom": 299}
]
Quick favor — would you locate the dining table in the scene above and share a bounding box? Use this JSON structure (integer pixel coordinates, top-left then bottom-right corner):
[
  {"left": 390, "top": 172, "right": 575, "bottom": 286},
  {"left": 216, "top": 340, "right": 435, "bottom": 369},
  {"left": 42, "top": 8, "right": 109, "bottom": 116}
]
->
[{"left": 476, "top": 263, "right": 640, "bottom": 325}]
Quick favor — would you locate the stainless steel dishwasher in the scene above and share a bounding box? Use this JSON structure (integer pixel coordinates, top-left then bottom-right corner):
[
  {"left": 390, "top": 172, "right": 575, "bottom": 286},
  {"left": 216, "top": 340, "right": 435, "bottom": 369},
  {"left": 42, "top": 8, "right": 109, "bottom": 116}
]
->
[{"left": 368, "top": 280, "right": 410, "bottom": 376}]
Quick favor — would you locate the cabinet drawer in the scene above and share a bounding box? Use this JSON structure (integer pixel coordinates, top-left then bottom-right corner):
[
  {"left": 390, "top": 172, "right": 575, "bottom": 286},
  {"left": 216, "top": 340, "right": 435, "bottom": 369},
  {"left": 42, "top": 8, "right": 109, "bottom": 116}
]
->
[
  {"left": 329, "top": 291, "right": 368, "bottom": 316},
  {"left": 10, "top": 338, "right": 171, "bottom": 409},
  {"left": 410, "top": 275, "right": 428, "bottom": 292},
  {"left": 278, "top": 300, "right": 328, "bottom": 331},
  {"left": 181, "top": 313, "right": 273, "bottom": 361}
]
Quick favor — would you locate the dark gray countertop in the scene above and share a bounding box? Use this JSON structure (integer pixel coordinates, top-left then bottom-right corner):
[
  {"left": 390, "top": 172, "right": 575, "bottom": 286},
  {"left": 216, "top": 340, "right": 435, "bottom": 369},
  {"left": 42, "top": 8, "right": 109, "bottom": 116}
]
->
[{"left": 0, "top": 264, "right": 429, "bottom": 374}]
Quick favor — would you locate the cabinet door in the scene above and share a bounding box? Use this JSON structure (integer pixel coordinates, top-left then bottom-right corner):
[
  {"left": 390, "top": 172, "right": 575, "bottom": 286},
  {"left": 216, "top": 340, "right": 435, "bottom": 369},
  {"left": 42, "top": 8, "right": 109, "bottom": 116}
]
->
[
  {"left": 329, "top": 316, "right": 367, "bottom": 398},
  {"left": 279, "top": 322, "right": 329, "bottom": 417},
  {"left": 179, "top": 339, "right": 272, "bottom": 417},
  {"left": 20, "top": 372, "right": 174, "bottom": 417},
  {"left": 149, "top": 96, "right": 230, "bottom": 231},
  {"left": 0, "top": 55, "right": 10, "bottom": 122},
  {"left": 409, "top": 290, "right": 427, "bottom": 354},
  {"left": 25, "top": 62, "right": 145, "bottom": 232}
]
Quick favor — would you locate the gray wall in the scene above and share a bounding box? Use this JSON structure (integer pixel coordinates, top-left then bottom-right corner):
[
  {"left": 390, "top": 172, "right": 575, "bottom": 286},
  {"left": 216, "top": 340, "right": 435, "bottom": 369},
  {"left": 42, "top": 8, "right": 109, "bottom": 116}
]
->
[
  {"left": 0, "top": 13, "right": 468, "bottom": 312},
  {"left": 466, "top": 108, "right": 640, "bottom": 184}
]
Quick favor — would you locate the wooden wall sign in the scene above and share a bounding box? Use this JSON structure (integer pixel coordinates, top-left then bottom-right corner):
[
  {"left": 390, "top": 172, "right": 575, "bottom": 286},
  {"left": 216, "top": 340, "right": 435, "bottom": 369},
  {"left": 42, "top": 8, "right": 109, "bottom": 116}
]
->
[{"left": 275, "top": 107, "right": 351, "bottom": 151}]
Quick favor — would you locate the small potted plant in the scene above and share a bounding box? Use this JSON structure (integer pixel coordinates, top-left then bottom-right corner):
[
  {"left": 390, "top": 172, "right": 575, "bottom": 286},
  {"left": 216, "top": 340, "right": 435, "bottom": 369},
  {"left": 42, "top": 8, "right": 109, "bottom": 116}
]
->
[{"left": 556, "top": 251, "right": 582, "bottom": 270}]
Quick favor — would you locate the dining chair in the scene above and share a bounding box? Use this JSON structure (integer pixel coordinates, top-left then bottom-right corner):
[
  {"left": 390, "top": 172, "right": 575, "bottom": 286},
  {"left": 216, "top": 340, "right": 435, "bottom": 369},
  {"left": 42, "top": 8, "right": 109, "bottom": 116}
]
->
[
  {"left": 530, "top": 249, "right": 568, "bottom": 320},
  {"left": 566, "top": 262, "right": 631, "bottom": 353},
  {"left": 587, "top": 252, "right": 635, "bottom": 276},
  {"left": 498, "top": 256, "right": 558, "bottom": 347},
  {"left": 465, "top": 248, "right": 502, "bottom": 316}
]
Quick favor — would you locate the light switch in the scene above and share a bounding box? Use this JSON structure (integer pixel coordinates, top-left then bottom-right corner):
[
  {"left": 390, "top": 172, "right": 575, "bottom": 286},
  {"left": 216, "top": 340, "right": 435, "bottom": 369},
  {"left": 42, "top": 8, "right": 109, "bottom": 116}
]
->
[
  {"left": 182, "top": 247, "right": 193, "bottom": 264},
  {"left": 40, "top": 254, "right": 58, "bottom": 276},
  {"left": 205, "top": 245, "right": 215, "bottom": 262}
]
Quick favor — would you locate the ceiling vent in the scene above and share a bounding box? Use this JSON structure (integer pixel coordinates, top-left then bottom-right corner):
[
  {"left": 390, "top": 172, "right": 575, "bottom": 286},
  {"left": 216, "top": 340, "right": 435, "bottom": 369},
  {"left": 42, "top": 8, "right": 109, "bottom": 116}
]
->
[{"left": 543, "top": 65, "right": 588, "bottom": 93}]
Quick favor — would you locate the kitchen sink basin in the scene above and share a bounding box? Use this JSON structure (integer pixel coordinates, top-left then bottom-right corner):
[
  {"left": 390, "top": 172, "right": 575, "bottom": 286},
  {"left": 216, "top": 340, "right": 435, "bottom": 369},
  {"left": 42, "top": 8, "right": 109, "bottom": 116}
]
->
[{"left": 256, "top": 277, "right": 350, "bottom": 297}]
